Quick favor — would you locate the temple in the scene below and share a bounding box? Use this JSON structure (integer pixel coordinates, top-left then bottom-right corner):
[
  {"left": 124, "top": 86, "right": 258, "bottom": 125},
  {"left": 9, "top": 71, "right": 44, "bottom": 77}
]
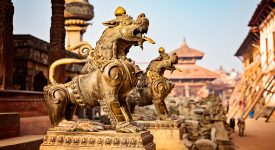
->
[{"left": 165, "top": 39, "right": 218, "bottom": 98}]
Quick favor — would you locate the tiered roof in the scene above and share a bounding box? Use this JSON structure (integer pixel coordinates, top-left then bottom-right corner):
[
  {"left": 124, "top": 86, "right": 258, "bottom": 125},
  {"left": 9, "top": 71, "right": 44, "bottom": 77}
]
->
[
  {"left": 165, "top": 64, "right": 218, "bottom": 80},
  {"left": 170, "top": 40, "right": 204, "bottom": 60},
  {"left": 165, "top": 40, "right": 218, "bottom": 80}
]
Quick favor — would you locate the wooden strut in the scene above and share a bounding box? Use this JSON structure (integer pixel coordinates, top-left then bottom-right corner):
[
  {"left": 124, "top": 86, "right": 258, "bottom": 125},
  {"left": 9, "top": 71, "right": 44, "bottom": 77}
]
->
[
  {"left": 229, "top": 72, "right": 263, "bottom": 119},
  {"left": 243, "top": 74, "right": 274, "bottom": 119},
  {"left": 254, "top": 75, "right": 275, "bottom": 120},
  {"left": 227, "top": 63, "right": 255, "bottom": 118},
  {"left": 227, "top": 62, "right": 263, "bottom": 120},
  {"left": 265, "top": 107, "right": 275, "bottom": 122}
]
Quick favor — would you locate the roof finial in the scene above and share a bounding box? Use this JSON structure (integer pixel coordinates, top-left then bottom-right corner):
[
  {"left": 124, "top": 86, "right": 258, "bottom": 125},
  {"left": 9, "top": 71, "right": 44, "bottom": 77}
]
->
[
  {"left": 182, "top": 37, "right": 187, "bottom": 47},
  {"left": 158, "top": 47, "right": 165, "bottom": 53}
]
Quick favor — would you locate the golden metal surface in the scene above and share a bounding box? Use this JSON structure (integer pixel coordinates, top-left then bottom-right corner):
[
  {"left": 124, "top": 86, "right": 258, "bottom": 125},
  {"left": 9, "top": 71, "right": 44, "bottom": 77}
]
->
[{"left": 115, "top": 6, "right": 126, "bottom": 16}]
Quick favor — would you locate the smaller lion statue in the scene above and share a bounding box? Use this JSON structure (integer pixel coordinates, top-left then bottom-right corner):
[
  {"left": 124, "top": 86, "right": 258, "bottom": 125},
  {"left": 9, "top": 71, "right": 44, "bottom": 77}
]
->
[{"left": 126, "top": 47, "right": 179, "bottom": 120}]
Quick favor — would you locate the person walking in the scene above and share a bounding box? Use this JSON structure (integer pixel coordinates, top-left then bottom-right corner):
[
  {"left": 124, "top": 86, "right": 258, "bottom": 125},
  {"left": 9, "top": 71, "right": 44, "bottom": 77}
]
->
[
  {"left": 237, "top": 118, "right": 245, "bottom": 136},
  {"left": 229, "top": 118, "right": 235, "bottom": 132}
]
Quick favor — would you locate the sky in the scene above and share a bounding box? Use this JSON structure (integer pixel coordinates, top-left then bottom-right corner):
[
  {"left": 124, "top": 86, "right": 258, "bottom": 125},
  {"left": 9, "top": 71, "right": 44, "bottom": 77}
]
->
[{"left": 13, "top": 0, "right": 260, "bottom": 72}]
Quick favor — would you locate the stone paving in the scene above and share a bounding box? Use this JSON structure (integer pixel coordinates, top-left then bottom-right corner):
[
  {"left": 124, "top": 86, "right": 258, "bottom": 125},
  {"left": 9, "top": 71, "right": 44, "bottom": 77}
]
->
[{"left": 232, "top": 118, "right": 275, "bottom": 150}]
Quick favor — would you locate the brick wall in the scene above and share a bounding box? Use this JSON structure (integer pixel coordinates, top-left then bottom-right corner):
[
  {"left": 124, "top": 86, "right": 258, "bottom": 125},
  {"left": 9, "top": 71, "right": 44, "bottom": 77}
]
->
[{"left": 0, "top": 90, "right": 47, "bottom": 117}]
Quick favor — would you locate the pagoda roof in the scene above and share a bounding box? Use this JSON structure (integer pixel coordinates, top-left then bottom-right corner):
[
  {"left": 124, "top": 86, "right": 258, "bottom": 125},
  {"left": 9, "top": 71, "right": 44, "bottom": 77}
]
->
[
  {"left": 235, "top": 31, "right": 259, "bottom": 56},
  {"left": 170, "top": 40, "right": 204, "bottom": 59},
  {"left": 248, "top": 0, "right": 274, "bottom": 27},
  {"left": 164, "top": 64, "right": 218, "bottom": 80}
]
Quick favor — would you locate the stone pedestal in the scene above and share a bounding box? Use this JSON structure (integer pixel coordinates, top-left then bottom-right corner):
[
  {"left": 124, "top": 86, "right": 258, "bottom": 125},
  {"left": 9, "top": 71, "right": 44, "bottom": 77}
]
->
[
  {"left": 138, "top": 120, "right": 188, "bottom": 150},
  {"left": 40, "top": 130, "right": 155, "bottom": 150}
]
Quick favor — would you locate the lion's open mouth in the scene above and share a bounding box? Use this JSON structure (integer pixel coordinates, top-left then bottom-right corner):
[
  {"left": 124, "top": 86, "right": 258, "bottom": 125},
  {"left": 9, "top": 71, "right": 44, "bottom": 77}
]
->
[
  {"left": 133, "top": 26, "right": 155, "bottom": 47},
  {"left": 133, "top": 26, "right": 148, "bottom": 38}
]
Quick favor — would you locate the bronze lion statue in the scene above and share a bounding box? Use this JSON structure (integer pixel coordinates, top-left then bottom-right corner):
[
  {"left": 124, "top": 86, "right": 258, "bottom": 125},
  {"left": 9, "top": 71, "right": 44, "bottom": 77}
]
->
[
  {"left": 126, "top": 47, "right": 179, "bottom": 120},
  {"left": 44, "top": 7, "right": 155, "bottom": 133}
]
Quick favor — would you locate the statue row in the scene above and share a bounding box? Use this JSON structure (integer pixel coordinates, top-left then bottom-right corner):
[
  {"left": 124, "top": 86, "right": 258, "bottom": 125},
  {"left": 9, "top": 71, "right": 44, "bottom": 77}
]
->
[{"left": 44, "top": 6, "right": 179, "bottom": 133}]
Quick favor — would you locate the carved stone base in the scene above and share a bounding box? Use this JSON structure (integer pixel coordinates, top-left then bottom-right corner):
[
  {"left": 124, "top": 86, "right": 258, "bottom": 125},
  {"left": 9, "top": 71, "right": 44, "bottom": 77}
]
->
[
  {"left": 40, "top": 130, "right": 155, "bottom": 150},
  {"left": 137, "top": 120, "right": 188, "bottom": 150}
]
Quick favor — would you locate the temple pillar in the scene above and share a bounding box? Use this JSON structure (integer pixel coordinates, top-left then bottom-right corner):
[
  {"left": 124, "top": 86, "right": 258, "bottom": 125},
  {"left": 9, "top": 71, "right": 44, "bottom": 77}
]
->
[
  {"left": 64, "top": 0, "right": 94, "bottom": 48},
  {"left": 49, "top": 0, "right": 66, "bottom": 83},
  {"left": 64, "top": 0, "right": 94, "bottom": 120},
  {"left": 0, "top": 0, "right": 14, "bottom": 90},
  {"left": 185, "top": 84, "right": 190, "bottom": 98}
]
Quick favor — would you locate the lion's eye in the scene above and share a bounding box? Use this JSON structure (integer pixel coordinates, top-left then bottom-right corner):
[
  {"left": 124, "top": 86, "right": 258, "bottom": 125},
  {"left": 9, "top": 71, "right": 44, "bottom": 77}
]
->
[{"left": 123, "top": 21, "right": 132, "bottom": 25}]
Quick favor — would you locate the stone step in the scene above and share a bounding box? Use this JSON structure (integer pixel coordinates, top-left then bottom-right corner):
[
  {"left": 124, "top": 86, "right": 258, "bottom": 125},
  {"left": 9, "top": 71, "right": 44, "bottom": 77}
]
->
[
  {"left": 0, "top": 135, "right": 43, "bottom": 150},
  {"left": 0, "top": 112, "right": 20, "bottom": 140},
  {"left": 20, "top": 116, "right": 51, "bottom": 136}
]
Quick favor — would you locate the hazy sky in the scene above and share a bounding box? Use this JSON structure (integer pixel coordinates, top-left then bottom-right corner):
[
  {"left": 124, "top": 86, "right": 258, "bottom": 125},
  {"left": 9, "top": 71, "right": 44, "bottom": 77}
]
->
[{"left": 13, "top": 0, "right": 260, "bottom": 72}]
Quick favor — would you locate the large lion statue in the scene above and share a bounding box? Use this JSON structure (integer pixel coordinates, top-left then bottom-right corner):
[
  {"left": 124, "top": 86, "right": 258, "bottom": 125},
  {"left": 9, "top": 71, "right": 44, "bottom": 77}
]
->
[
  {"left": 126, "top": 47, "right": 179, "bottom": 120},
  {"left": 44, "top": 7, "right": 155, "bottom": 133}
]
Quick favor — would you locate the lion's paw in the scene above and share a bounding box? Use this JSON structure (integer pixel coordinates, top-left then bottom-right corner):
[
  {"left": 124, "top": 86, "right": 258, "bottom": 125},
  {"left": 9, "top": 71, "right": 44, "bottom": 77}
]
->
[
  {"left": 159, "top": 115, "right": 173, "bottom": 121},
  {"left": 74, "top": 121, "right": 104, "bottom": 132},
  {"left": 50, "top": 120, "right": 104, "bottom": 132},
  {"left": 116, "top": 121, "right": 145, "bottom": 133}
]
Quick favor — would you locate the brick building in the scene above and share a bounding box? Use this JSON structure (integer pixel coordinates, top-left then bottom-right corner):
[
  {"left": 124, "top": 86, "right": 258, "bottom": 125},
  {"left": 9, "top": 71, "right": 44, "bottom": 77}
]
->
[{"left": 13, "top": 34, "right": 82, "bottom": 91}]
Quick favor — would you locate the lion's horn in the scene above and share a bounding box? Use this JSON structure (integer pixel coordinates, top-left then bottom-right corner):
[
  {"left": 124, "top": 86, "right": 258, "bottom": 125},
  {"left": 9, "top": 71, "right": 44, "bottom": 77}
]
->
[{"left": 143, "top": 36, "right": 155, "bottom": 44}]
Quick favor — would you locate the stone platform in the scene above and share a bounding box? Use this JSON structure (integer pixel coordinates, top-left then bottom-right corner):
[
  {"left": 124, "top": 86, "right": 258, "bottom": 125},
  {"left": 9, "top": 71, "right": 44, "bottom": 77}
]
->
[
  {"left": 40, "top": 130, "right": 155, "bottom": 150},
  {"left": 20, "top": 116, "right": 51, "bottom": 136},
  {"left": 137, "top": 120, "right": 188, "bottom": 150}
]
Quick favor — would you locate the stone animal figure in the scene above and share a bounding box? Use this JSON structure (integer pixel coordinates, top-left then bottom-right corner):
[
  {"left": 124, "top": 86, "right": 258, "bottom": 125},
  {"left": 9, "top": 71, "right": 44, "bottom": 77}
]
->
[
  {"left": 237, "top": 118, "right": 245, "bottom": 136},
  {"left": 126, "top": 47, "right": 179, "bottom": 120},
  {"left": 44, "top": 7, "right": 155, "bottom": 133}
]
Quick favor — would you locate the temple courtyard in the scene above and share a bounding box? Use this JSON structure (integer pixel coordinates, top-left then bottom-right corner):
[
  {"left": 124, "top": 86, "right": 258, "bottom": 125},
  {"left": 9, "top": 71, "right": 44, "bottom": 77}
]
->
[{"left": 0, "top": 0, "right": 274, "bottom": 149}]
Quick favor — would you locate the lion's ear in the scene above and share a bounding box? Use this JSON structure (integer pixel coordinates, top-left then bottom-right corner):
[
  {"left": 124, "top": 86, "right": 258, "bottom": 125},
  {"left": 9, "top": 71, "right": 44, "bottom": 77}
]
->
[{"left": 102, "top": 20, "right": 119, "bottom": 27}]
